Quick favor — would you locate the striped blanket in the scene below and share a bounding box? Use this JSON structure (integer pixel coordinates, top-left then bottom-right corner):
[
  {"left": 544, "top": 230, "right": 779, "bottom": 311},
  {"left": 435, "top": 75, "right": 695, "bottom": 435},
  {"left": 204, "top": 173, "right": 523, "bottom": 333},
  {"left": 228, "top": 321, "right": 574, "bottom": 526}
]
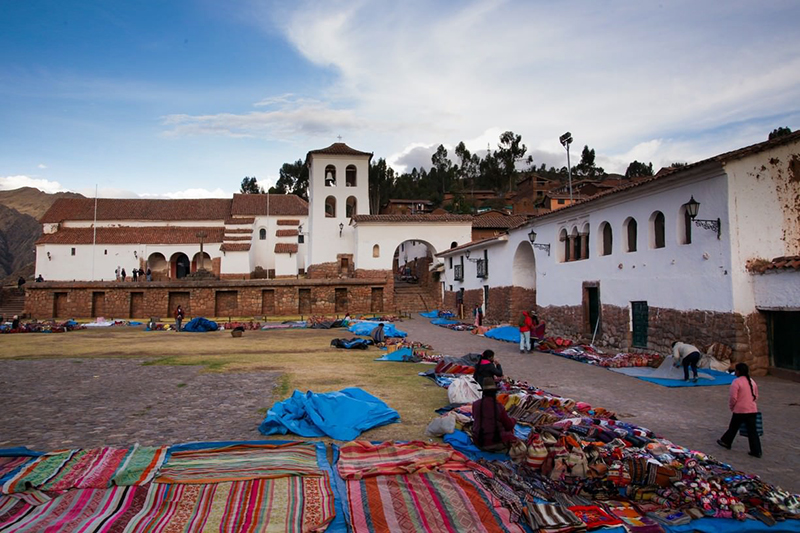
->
[
  {"left": 346, "top": 470, "right": 523, "bottom": 533},
  {"left": 155, "top": 443, "right": 322, "bottom": 484},
  {"left": 338, "top": 441, "right": 474, "bottom": 480},
  {"left": 0, "top": 477, "right": 335, "bottom": 532},
  {"left": 0, "top": 457, "right": 34, "bottom": 482},
  {"left": 1, "top": 446, "right": 168, "bottom": 493}
]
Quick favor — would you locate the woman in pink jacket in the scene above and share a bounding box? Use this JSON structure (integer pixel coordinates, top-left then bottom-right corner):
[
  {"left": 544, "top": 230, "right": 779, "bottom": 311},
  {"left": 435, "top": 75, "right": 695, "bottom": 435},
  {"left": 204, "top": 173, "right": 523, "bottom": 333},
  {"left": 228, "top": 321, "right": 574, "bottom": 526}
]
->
[{"left": 717, "top": 363, "right": 762, "bottom": 458}]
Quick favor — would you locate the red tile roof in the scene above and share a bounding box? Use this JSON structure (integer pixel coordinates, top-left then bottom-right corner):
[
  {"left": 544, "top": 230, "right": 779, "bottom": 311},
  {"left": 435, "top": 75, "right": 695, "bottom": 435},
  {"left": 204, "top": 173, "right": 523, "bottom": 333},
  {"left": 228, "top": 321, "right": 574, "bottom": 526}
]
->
[
  {"left": 225, "top": 229, "right": 252, "bottom": 234},
  {"left": 274, "top": 243, "right": 298, "bottom": 254},
  {"left": 220, "top": 243, "right": 251, "bottom": 252},
  {"left": 748, "top": 256, "right": 800, "bottom": 274},
  {"left": 352, "top": 214, "right": 473, "bottom": 223},
  {"left": 230, "top": 194, "right": 308, "bottom": 216},
  {"left": 224, "top": 235, "right": 251, "bottom": 241},
  {"left": 473, "top": 213, "right": 529, "bottom": 229},
  {"left": 435, "top": 236, "right": 507, "bottom": 257},
  {"left": 277, "top": 219, "right": 301, "bottom": 226},
  {"left": 225, "top": 217, "right": 255, "bottom": 225},
  {"left": 276, "top": 229, "right": 299, "bottom": 237},
  {"left": 36, "top": 227, "right": 224, "bottom": 245},
  {"left": 40, "top": 198, "right": 232, "bottom": 223},
  {"left": 306, "top": 142, "right": 373, "bottom": 158}
]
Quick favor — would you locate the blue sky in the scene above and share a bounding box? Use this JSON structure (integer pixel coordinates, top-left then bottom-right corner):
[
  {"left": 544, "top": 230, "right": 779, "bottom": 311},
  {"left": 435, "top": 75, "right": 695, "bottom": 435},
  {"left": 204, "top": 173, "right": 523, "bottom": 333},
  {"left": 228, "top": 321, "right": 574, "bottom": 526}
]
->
[{"left": 2, "top": 0, "right": 799, "bottom": 198}]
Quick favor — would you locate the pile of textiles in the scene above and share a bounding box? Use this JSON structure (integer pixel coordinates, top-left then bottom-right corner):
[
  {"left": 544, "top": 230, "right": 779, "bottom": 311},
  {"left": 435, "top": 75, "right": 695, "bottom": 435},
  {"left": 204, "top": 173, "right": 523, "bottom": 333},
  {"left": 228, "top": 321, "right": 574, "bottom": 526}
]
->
[
  {"left": 220, "top": 320, "right": 263, "bottom": 330},
  {"left": 0, "top": 441, "right": 338, "bottom": 532},
  {"left": 430, "top": 317, "right": 460, "bottom": 325},
  {"left": 384, "top": 338, "right": 434, "bottom": 358},
  {"left": 539, "top": 340, "right": 665, "bottom": 369},
  {"left": 307, "top": 315, "right": 348, "bottom": 329},
  {"left": 359, "top": 314, "right": 401, "bottom": 322},
  {"left": 435, "top": 320, "right": 476, "bottom": 331},
  {"left": 596, "top": 351, "right": 664, "bottom": 368},
  {"left": 145, "top": 322, "right": 176, "bottom": 331},
  {"left": 0, "top": 319, "right": 84, "bottom": 334},
  {"left": 182, "top": 316, "right": 218, "bottom": 332},
  {"left": 419, "top": 352, "right": 482, "bottom": 381},
  {"left": 330, "top": 337, "right": 373, "bottom": 349}
]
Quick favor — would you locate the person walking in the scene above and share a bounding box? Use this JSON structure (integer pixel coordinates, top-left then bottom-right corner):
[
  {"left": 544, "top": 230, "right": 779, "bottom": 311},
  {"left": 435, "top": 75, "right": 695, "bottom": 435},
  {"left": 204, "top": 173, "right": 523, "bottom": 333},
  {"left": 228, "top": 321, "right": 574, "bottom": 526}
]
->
[
  {"left": 132, "top": 268, "right": 138, "bottom": 282},
  {"left": 473, "top": 349, "right": 503, "bottom": 387},
  {"left": 115, "top": 267, "right": 120, "bottom": 281},
  {"left": 717, "top": 363, "right": 762, "bottom": 458},
  {"left": 121, "top": 268, "right": 127, "bottom": 282},
  {"left": 174, "top": 305, "right": 185, "bottom": 331},
  {"left": 518, "top": 310, "right": 533, "bottom": 353},
  {"left": 146, "top": 268, "right": 152, "bottom": 282},
  {"left": 472, "top": 377, "right": 517, "bottom": 452},
  {"left": 473, "top": 304, "right": 483, "bottom": 327},
  {"left": 672, "top": 341, "right": 701, "bottom": 382}
]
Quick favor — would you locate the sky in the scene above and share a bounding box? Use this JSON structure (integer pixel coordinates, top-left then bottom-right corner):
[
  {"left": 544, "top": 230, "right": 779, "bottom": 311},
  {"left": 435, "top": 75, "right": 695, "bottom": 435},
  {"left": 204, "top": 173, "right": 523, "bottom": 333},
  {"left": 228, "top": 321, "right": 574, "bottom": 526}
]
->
[{"left": 1, "top": 0, "right": 799, "bottom": 199}]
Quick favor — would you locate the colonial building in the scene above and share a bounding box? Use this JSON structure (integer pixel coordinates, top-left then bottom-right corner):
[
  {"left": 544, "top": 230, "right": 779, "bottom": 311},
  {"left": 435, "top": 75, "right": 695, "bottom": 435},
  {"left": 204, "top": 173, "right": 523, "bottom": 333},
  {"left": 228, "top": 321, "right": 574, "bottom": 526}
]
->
[{"left": 438, "top": 132, "right": 800, "bottom": 375}]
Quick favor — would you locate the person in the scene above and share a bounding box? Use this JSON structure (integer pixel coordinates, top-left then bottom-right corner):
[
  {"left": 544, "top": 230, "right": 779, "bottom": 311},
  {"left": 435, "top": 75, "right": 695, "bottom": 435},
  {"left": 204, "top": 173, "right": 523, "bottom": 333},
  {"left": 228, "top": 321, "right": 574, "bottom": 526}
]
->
[
  {"left": 472, "top": 377, "right": 517, "bottom": 452},
  {"left": 672, "top": 341, "right": 701, "bottom": 382},
  {"left": 174, "top": 305, "right": 184, "bottom": 331},
  {"left": 531, "top": 314, "right": 546, "bottom": 341},
  {"left": 139, "top": 268, "right": 145, "bottom": 280},
  {"left": 121, "top": 268, "right": 127, "bottom": 282},
  {"left": 717, "top": 363, "right": 762, "bottom": 458},
  {"left": 341, "top": 313, "right": 351, "bottom": 326},
  {"left": 146, "top": 268, "right": 152, "bottom": 282},
  {"left": 17, "top": 276, "right": 25, "bottom": 290},
  {"left": 11, "top": 315, "right": 20, "bottom": 330},
  {"left": 519, "top": 310, "right": 533, "bottom": 353},
  {"left": 115, "top": 267, "right": 120, "bottom": 281},
  {"left": 370, "top": 322, "right": 385, "bottom": 344},
  {"left": 35, "top": 274, "right": 44, "bottom": 282},
  {"left": 132, "top": 268, "right": 138, "bottom": 282},
  {"left": 473, "top": 304, "right": 483, "bottom": 327},
  {"left": 473, "top": 349, "right": 503, "bottom": 386}
]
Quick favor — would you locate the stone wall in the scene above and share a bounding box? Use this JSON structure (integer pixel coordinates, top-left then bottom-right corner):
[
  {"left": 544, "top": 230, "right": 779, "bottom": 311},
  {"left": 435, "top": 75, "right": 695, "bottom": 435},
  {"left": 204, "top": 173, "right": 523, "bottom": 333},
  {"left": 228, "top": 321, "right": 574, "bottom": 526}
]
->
[
  {"left": 441, "top": 286, "right": 536, "bottom": 324},
  {"left": 25, "top": 276, "right": 394, "bottom": 320},
  {"left": 537, "top": 303, "right": 770, "bottom": 375}
]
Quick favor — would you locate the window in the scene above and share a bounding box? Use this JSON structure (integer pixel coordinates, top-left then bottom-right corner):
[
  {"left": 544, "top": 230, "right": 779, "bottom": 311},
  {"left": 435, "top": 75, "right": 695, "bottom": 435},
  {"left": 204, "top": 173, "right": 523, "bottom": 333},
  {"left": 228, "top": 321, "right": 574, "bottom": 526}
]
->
[
  {"left": 650, "top": 211, "right": 665, "bottom": 249},
  {"left": 571, "top": 227, "right": 580, "bottom": 261},
  {"left": 450, "top": 241, "right": 457, "bottom": 249},
  {"left": 600, "top": 222, "right": 613, "bottom": 256},
  {"left": 71, "top": 247, "right": 76, "bottom": 256},
  {"left": 557, "top": 199, "right": 565, "bottom": 205},
  {"left": 104, "top": 249, "right": 107, "bottom": 255},
  {"left": 559, "top": 228, "right": 570, "bottom": 262},
  {"left": 449, "top": 257, "right": 453, "bottom": 269},
  {"left": 581, "top": 223, "right": 590, "bottom": 260},
  {"left": 345, "top": 165, "right": 357, "bottom": 186},
  {"left": 325, "top": 165, "right": 336, "bottom": 186},
  {"left": 372, "top": 244, "right": 380, "bottom": 257},
  {"left": 346, "top": 196, "right": 357, "bottom": 217},
  {"left": 454, "top": 264, "right": 464, "bottom": 281},
  {"left": 624, "top": 217, "right": 638, "bottom": 252},
  {"left": 325, "top": 196, "right": 336, "bottom": 218},
  {"left": 680, "top": 205, "right": 692, "bottom": 245},
  {"left": 259, "top": 228, "right": 266, "bottom": 240},
  {"left": 477, "top": 250, "right": 489, "bottom": 278}
]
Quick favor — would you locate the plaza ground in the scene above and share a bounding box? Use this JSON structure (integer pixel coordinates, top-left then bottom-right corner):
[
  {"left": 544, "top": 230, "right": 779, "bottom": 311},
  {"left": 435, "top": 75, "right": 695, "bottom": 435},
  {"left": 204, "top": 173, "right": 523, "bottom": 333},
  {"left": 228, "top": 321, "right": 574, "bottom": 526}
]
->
[{"left": 1, "top": 318, "right": 798, "bottom": 495}]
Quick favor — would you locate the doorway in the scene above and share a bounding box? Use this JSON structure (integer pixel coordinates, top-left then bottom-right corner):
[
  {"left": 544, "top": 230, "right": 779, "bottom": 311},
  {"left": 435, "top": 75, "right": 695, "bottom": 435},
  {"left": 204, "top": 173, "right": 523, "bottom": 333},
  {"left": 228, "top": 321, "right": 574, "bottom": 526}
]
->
[
  {"left": 173, "top": 253, "right": 190, "bottom": 279},
  {"left": 631, "top": 301, "right": 649, "bottom": 348},
  {"left": 298, "top": 288, "right": 312, "bottom": 315},
  {"left": 769, "top": 311, "right": 800, "bottom": 371}
]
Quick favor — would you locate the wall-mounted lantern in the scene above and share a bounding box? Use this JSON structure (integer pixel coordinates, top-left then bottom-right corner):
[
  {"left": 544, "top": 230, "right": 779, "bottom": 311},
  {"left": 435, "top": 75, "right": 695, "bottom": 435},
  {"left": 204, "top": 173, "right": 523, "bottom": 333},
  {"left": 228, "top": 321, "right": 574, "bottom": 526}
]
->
[
  {"left": 528, "top": 229, "right": 551, "bottom": 256},
  {"left": 339, "top": 222, "right": 344, "bottom": 237},
  {"left": 684, "top": 196, "right": 721, "bottom": 239}
]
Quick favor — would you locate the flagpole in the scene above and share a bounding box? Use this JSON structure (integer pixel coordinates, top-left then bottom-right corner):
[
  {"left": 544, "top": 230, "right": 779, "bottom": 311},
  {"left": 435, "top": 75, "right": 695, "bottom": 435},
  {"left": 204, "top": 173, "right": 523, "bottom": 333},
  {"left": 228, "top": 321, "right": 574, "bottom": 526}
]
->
[{"left": 91, "top": 185, "right": 98, "bottom": 281}]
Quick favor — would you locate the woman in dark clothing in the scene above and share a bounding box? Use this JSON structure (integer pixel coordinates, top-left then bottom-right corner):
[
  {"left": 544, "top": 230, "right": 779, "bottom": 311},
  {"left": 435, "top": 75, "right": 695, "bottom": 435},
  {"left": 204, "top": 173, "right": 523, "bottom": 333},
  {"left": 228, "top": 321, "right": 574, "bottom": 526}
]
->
[
  {"left": 473, "top": 349, "right": 503, "bottom": 387},
  {"left": 472, "top": 377, "right": 517, "bottom": 451}
]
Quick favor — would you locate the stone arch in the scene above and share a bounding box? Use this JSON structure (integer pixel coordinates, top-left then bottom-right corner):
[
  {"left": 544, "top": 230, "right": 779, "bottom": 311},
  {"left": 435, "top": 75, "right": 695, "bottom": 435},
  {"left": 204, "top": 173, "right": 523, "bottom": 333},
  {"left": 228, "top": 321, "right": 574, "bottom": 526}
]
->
[
  {"left": 192, "top": 251, "right": 211, "bottom": 271},
  {"left": 581, "top": 222, "right": 591, "bottom": 259},
  {"left": 450, "top": 241, "right": 458, "bottom": 249},
  {"left": 393, "top": 239, "right": 437, "bottom": 284},
  {"left": 325, "top": 165, "right": 336, "bottom": 186},
  {"left": 148, "top": 252, "right": 167, "bottom": 279},
  {"left": 325, "top": 196, "right": 336, "bottom": 217},
  {"left": 346, "top": 196, "right": 357, "bottom": 217},
  {"left": 346, "top": 164, "right": 357, "bottom": 187},
  {"left": 170, "top": 252, "right": 191, "bottom": 279},
  {"left": 678, "top": 204, "right": 692, "bottom": 245},
  {"left": 511, "top": 241, "right": 536, "bottom": 289},
  {"left": 558, "top": 228, "right": 569, "bottom": 263},
  {"left": 570, "top": 226, "right": 580, "bottom": 262}
]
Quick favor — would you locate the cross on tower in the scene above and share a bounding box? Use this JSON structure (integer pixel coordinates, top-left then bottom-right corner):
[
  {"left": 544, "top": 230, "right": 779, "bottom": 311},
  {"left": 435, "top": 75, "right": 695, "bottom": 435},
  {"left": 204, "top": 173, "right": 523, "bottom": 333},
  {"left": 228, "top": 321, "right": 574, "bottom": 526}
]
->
[
  {"left": 337, "top": 135, "right": 343, "bottom": 141},
  {"left": 196, "top": 231, "right": 208, "bottom": 270}
]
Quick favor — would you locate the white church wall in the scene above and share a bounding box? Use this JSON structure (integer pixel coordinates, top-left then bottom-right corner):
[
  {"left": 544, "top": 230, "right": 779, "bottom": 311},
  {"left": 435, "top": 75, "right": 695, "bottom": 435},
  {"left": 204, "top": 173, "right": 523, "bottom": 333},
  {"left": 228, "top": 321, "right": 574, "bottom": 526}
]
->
[
  {"left": 752, "top": 270, "right": 800, "bottom": 311},
  {"left": 274, "top": 253, "right": 297, "bottom": 277},
  {"left": 220, "top": 250, "right": 250, "bottom": 274},
  {"left": 354, "top": 223, "right": 472, "bottom": 271}
]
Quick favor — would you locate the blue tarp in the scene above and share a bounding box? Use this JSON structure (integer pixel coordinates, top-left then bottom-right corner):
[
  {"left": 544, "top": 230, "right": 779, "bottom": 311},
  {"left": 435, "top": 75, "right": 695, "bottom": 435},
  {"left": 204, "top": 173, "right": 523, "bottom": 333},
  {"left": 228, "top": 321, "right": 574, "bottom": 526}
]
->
[
  {"left": 259, "top": 388, "right": 400, "bottom": 441},
  {"left": 182, "top": 317, "right": 218, "bottom": 332},
  {"left": 609, "top": 367, "right": 737, "bottom": 388},
  {"left": 431, "top": 318, "right": 460, "bottom": 325},
  {"left": 484, "top": 325, "right": 520, "bottom": 343},
  {"left": 419, "top": 311, "right": 440, "bottom": 318},
  {"left": 443, "top": 430, "right": 510, "bottom": 462},
  {"left": 347, "top": 322, "right": 407, "bottom": 338},
  {"left": 374, "top": 347, "right": 415, "bottom": 361}
]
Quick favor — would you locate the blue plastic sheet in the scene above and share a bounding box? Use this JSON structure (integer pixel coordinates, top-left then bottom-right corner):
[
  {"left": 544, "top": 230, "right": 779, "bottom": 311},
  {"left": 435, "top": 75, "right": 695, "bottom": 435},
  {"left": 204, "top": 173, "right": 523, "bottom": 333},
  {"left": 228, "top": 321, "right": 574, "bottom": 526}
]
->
[
  {"left": 419, "top": 311, "right": 440, "bottom": 318},
  {"left": 484, "top": 325, "right": 520, "bottom": 343},
  {"left": 443, "top": 430, "right": 510, "bottom": 462},
  {"left": 182, "top": 317, "right": 218, "bottom": 332},
  {"left": 347, "top": 322, "right": 407, "bottom": 338},
  {"left": 259, "top": 388, "right": 400, "bottom": 441},
  {"left": 610, "top": 367, "right": 736, "bottom": 388},
  {"left": 374, "top": 347, "right": 415, "bottom": 361},
  {"left": 431, "top": 318, "right": 460, "bottom": 325}
]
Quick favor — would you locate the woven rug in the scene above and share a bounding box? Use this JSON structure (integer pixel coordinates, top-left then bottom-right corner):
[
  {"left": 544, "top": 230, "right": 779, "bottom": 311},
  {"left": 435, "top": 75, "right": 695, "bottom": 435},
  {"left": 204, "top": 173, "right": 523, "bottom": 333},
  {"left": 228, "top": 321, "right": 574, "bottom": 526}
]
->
[
  {"left": 345, "top": 470, "right": 523, "bottom": 533},
  {"left": 155, "top": 442, "right": 322, "bottom": 484},
  {"left": 1, "top": 450, "right": 78, "bottom": 493},
  {"left": 337, "top": 441, "right": 474, "bottom": 480},
  {"left": 0, "top": 457, "right": 34, "bottom": 482}
]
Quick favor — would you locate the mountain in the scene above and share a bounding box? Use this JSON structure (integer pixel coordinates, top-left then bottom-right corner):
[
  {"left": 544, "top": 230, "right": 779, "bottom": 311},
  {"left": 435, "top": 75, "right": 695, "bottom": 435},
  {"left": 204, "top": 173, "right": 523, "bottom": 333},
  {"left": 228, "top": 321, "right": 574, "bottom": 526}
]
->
[{"left": 0, "top": 187, "right": 84, "bottom": 283}]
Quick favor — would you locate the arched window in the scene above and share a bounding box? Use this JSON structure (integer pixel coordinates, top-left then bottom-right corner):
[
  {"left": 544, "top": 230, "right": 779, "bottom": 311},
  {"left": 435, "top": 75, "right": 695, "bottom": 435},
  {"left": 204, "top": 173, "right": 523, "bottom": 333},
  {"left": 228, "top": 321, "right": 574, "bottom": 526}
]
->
[
  {"left": 346, "top": 196, "right": 357, "bottom": 217},
  {"left": 650, "top": 211, "right": 665, "bottom": 249},
  {"left": 624, "top": 217, "right": 638, "bottom": 252},
  {"left": 571, "top": 226, "right": 580, "bottom": 262},
  {"left": 559, "top": 228, "right": 569, "bottom": 263},
  {"left": 679, "top": 205, "right": 692, "bottom": 245},
  {"left": 325, "top": 196, "right": 336, "bottom": 218},
  {"left": 372, "top": 244, "right": 380, "bottom": 257},
  {"left": 581, "top": 222, "right": 590, "bottom": 259},
  {"left": 450, "top": 241, "right": 458, "bottom": 249},
  {"left": 599, "top": 222, "right": 613, "bottom": 256},
  {"left": 346, "top": 165, "right": 357, "bottom": 187},
  {"left": 325, "top": 165, "right": 337, "bottom": 186},
  {"left": 259, "top": 228, "right": 266, "bottom": 240}
]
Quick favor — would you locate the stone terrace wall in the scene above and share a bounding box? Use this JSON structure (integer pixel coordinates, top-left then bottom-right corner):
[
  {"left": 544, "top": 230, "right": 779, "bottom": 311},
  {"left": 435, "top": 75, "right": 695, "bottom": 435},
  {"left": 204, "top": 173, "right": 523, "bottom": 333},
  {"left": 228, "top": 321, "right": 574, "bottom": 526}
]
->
[
  {"left": 25, "top": 276, "right": 394, "bottom": 320},
  {"left": 537, "top": 303, "right": 769, "bottom": 375}
]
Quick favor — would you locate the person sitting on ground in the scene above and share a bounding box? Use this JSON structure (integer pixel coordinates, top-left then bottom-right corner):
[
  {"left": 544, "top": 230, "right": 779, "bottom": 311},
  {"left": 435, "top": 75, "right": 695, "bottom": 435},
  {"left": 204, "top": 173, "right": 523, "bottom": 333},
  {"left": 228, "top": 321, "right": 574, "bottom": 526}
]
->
[
  {"left": 473, "top": 349, "right": 503, "bottom": 386},
  {"left": 717, "top": 362, "right": 762, "bottom": 458},
  {"left": 672, "top": 340, "right": 702, "bottom": 382},
  {"left": 370, "top": 322, "right": 385, "bottom": 344},
  {"left": 472, "top": 377, "right": 517, "bottom": 452}
]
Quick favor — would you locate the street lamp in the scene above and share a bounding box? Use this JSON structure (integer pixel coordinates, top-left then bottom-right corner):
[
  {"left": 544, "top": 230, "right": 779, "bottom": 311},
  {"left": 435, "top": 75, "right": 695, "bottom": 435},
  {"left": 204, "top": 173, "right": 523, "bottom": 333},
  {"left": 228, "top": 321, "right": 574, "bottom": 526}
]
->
[
  {"left": 528, "top": 229, "right": 550, "bottom": 256},
  {"left": 338, "top": 222, "right": 344, "bottom": 237},
  {"left": 684, "top": 196, "right": 721, "bottom": 239},
  {"left": 559, "top": 132, "right": 574, "bottom": 203}
]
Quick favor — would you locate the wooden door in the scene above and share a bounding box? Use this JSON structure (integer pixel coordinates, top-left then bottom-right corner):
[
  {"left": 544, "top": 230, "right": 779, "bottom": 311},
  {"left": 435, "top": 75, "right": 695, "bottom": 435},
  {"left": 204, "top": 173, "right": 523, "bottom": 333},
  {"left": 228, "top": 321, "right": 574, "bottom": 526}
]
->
[{"left": 298, "top": 289, "right": 312, "bottom": 315}]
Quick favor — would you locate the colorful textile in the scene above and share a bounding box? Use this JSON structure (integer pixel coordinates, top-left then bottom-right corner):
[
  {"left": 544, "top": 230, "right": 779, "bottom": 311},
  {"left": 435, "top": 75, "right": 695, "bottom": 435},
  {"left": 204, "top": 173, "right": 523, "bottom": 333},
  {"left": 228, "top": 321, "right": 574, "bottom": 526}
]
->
[
  {"left": 111, "top": 445, "right": 169, "bottom": 486},
  {"left": 524, "top": 502, "right": 585, "bottom": 533},
  {"left": 127, "top": 477, "right": 335, "bottom": 532},
  {"left": 604, "top": 501, "right": 664, "bottom": 533},
  {"left": 568, "top": 505, "right": 623, "bottom": 529},
  {"left": 345, "top": 470, "right": 523, "bottom": 533},
  {"left": 338, "top": 441, "right": 473, "bottom": 480},
  {"left": 155, "top": 442, "right": 322, "bottom": 484},
  {"left": 0, "top": 457, "right": 34, "bottom": 483},
  {"left": 1, "top": 449, "right": 79, "bottom": 493}
]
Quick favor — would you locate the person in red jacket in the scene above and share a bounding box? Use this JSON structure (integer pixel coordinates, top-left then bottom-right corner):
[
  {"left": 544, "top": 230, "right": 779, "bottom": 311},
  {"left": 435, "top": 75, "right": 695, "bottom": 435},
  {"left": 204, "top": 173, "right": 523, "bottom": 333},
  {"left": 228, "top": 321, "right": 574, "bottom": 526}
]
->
[
  {"left": 472, "top": 377, "right": 517, "bottom": 452},
  {"left": 717, "top": 363, "right": 762, "bottom": 458},
  {"left": 519, "top": 311, "right": 533, "bottom": 353}
]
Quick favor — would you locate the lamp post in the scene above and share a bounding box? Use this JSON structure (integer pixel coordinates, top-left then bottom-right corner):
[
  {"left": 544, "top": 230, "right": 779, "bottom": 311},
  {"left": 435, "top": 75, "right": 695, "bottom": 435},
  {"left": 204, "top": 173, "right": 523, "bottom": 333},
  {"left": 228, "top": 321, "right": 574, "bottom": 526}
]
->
[{"left": 559, "top": 132, "right": 574, "bottom": 203}]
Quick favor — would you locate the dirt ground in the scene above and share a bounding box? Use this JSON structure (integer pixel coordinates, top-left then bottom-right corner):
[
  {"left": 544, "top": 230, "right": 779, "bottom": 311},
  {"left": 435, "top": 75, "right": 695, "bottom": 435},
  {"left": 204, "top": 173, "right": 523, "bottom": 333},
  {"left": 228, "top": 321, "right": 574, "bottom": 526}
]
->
[{"left": 1, "top": 318, "right": 798, "bottom": 495}]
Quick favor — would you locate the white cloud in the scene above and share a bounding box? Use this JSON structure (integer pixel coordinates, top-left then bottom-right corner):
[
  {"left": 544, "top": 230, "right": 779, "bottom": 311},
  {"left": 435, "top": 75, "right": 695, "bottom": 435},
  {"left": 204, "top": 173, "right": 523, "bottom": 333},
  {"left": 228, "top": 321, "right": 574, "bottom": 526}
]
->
[
  {"left": 0, "top": 175, "right": 67, "bottom": 194},
  {"left": 37, "top": 164, "right": 47, "bottom": 169}
]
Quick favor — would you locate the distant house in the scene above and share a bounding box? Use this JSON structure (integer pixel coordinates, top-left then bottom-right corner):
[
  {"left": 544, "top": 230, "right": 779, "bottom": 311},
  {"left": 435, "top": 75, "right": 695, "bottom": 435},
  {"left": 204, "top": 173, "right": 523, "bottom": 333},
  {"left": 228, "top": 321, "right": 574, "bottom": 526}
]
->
[
  {"left": 511, "top": 173, "right": 559, "bottom": 214},
  {"left": 471, "top": 210, "right": 529, "bottom": 241},
  {"left": 381, "top": 199, "right": 434, "bottom": 215}
]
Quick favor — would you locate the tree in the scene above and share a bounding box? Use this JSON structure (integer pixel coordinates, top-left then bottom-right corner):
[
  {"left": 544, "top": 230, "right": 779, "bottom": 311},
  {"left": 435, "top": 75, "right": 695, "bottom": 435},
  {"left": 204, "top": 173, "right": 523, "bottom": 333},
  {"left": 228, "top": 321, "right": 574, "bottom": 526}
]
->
[
  {"left": 769, "top": 126, "right": 792, "bottom": 140},
  {"left": 368, "top": 158, "right": 395, "bottom": 214},
  {"left": 240, "top": 176, "right": 263, "bottom": 194},
  {"left": 495, "top": 131, "right": 528, "bottom": 192},
  {"left": 574, "top": 145, "right": 605, "bottom": 178},
  {"left": 625, "top": 160, "right": 654, "bottom": 178},
  {"left": 431, "top": 144, "right": 454, "bottom": 196},
  {"left": 268, "top": 159, "right": 309, "bottom": 200}
]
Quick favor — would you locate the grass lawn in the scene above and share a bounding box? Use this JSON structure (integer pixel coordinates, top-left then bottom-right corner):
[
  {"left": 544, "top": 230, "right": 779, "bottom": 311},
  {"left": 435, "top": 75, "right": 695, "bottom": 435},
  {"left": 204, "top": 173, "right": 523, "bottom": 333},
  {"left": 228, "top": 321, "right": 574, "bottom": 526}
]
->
[{"left": 1, "top": 325, "right": 448, "bottom": 442}]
